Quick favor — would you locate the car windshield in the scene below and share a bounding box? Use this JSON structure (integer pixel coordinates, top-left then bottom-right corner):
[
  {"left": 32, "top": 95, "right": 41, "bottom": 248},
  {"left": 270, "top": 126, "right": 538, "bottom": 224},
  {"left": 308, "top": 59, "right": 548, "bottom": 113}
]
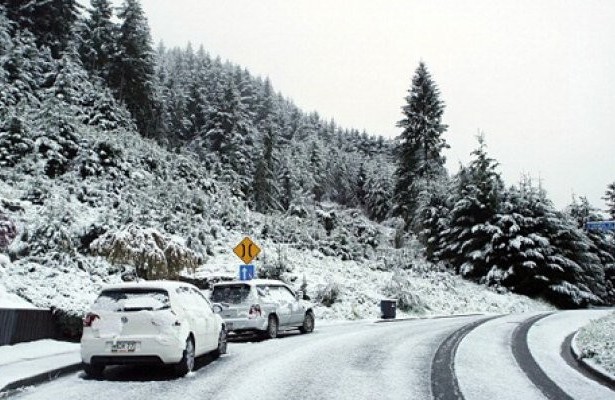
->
[
  {"left": 92, "top": 288, "right": 171, "bottom": 312},
  {"left": 211, "top": 284, "right": 251, "bottom": 304}
]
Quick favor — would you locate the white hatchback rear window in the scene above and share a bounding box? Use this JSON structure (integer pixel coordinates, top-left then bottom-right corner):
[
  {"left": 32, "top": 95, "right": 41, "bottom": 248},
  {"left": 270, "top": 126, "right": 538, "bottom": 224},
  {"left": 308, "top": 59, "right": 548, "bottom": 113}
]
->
[{"left": 93, "top": 289, "right": 171, "bottom": 312}]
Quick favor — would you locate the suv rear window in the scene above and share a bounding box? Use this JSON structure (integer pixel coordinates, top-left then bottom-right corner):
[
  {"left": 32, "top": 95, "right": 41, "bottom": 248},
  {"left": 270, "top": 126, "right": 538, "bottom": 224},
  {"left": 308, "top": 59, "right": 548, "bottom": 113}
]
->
[
  {"left": 92, "top": 288, "right": 171, "bottom": 312},
  {"left": 211, "top": 284, "right": 251, "bottom": 304}
]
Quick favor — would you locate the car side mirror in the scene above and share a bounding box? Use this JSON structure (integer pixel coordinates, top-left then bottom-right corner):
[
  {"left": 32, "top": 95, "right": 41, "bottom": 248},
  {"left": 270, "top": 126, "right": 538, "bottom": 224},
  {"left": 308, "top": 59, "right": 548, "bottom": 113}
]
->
[{"left": 212, "top": 304, "right": 222, "bottom": 314}]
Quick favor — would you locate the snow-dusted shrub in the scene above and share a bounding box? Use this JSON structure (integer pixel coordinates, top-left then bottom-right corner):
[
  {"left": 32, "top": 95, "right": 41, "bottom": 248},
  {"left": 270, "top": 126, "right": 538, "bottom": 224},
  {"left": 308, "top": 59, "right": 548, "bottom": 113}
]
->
[
  {"left": 0, "top": 253, "right": 10, "bottom": 268},
  {"left": 575, "top": 311, "right": 615, "bottom": 375},
  {"left": 21, "top": 178, "right": 49, "bottom": 205},
  {"left": 316, "top": 209, "right": 336, "bottom": 235},
  {"left": 33, "top": 115, "right": 80, "bottom": 178},
  {"left": 90, "top": 224, "right": 200, "bottom": 280},
  {"left": 315, "top": 281, "right": 340, "bottom": 307},
  {"left": 289, "top": 204, "right": 308, "bottom": 218},
  {"left": 0, "top": 116, "right": 34, "bottom": 167},
  {"left": 0, "top": 212, "right": 17, "bottom": 249},
  {"left": 258, "top": 248, "right": 293, "bottom": 281},
  {"left": 78, "top": 140, "right": 123, "bottom": 178},
  {"left": 15, "top": 200, "right": 76, "bottom": 257},
  {"left": 383, "top": 271, "right": 429, "bottom": 314}
]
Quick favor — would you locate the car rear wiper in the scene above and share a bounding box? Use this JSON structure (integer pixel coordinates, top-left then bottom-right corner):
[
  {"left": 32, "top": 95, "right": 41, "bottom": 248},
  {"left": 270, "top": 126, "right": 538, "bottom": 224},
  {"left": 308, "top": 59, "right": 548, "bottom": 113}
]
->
[{"left": 121, "top": 305, "right": 171, "bottom": 312}]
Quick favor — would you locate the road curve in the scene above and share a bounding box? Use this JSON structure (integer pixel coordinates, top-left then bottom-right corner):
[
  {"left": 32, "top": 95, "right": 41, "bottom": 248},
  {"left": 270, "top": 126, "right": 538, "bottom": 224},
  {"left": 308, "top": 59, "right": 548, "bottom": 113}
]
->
[
  {"left": 11, "top": 316, "right": 483, "bottom": 400},
  {"left": 511, "top": 313, "right": 573, "bottom": 400},
  {"left": 11, "top": 311, "right": 613, "bottom": 400},
  {"left": 430, "top": 315, "right": 500, "bottom": 400}
]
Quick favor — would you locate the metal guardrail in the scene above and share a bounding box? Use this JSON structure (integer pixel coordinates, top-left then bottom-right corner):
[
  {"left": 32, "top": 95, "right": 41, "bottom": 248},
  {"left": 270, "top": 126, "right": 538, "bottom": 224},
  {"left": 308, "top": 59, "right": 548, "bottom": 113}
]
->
[{"left": 0, "top": 308, "right": 56, "bottom": 345}]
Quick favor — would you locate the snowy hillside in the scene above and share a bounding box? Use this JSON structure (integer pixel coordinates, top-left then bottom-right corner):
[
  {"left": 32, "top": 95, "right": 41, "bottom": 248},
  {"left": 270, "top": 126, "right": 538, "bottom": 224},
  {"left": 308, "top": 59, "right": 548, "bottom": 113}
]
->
[
  {"left": 1, "top": 143, "right": 552, "bottom": 324},
  {"left": 0, "top": 1, "right": 561, "bottom": 338}
]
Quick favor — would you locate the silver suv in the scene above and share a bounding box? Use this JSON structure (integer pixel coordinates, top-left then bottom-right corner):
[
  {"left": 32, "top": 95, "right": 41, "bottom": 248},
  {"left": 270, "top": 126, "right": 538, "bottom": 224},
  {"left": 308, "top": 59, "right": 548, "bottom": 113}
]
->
[{"left": 210, "top": 279, "right": 315, "bottom": 339}]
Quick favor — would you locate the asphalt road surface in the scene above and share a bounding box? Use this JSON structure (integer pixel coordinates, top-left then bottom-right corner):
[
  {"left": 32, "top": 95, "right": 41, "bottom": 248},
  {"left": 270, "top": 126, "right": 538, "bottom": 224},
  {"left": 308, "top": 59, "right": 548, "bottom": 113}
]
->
[{"left": 9, "top": 311, "right": 614, "bottom": 400}]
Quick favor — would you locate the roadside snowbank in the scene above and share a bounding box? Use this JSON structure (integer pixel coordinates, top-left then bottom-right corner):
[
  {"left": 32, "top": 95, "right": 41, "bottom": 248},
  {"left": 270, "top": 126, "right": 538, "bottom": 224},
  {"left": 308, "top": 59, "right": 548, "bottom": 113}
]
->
[
  {"left": 0, "top": 255, "right": 39, "bottom": 309},
  {"left": 0, "top": 339, "right": 79, "bottom": 366},
  {"left": 0, "top": 283, "right": 39, "bottom": 309},
  {"left": 575, "top": 310, "right": 615, "bottom": 376}
]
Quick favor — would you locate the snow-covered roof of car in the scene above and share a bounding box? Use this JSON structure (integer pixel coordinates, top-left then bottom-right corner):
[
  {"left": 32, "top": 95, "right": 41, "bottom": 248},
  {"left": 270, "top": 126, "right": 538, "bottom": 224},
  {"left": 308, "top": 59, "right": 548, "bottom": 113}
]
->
[
  {"left": 212, "top": 279, "right": 289, "bottom": 287},
  {"left": 101, "top": 280, "right": 196, "bottom": 291}
]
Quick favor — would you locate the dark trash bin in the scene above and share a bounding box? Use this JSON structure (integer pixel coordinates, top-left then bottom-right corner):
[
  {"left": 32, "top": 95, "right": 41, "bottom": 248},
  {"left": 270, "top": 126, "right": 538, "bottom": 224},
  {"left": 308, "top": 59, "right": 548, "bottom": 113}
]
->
[{"left": 380, "top": 299, "right": 397, "bottom": 319}]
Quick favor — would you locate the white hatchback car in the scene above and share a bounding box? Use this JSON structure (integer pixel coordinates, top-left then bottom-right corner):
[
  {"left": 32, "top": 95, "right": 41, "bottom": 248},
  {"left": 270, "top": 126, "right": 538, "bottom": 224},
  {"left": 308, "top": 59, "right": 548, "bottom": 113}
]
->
[{"left": 81, "top": 281, "right": 226, "bottom": 377}]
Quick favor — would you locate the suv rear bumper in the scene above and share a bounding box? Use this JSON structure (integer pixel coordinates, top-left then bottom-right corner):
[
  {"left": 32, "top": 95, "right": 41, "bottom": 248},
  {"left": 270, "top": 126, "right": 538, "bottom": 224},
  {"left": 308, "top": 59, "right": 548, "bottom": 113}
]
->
[{"left": 223, "top": 316, "right": 268, "bottom": 333}]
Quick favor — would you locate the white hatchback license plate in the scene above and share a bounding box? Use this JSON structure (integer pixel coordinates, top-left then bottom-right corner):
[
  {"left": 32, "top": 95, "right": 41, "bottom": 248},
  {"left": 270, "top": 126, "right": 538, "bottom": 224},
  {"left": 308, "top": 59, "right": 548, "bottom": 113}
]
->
[{"left": 111, "top": 341, "right": 138, "bottom": 353}]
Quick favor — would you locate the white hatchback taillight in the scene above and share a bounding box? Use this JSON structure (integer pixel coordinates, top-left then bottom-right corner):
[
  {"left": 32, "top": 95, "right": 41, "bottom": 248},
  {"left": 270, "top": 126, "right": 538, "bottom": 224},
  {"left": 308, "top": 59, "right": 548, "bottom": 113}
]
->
[
  {"left": 249, "top": 304, "right": 262, "bottom": 319},
  {"left": 83, "top": 313, "right": 100, "bottom": 327}
]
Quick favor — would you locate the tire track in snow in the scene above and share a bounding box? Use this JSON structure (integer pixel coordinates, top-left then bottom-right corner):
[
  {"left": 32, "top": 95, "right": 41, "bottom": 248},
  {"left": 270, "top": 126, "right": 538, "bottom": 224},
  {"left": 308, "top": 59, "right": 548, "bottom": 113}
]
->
[
  {"left": 430, "top": 315, "right": 501, "bottom": 400},
  {"left": 511, "top": 313, "right": 573, "bottom": 400}
]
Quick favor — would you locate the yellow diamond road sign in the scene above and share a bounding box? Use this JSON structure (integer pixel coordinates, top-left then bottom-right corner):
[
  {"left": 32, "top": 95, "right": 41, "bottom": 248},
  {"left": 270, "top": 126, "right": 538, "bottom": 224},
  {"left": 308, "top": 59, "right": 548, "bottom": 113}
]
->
[{"left": 233, "top": 237, "right": 261, "bottom": 264}]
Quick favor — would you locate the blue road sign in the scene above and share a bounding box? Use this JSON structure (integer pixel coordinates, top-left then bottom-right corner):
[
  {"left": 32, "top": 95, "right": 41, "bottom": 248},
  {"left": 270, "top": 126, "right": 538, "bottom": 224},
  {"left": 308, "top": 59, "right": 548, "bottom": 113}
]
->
[
  {"left": 586, "top": 221, "right": 615, "bottom": 232},
  {"left": 239, "top": 264, "right": 255, "bottom": 281}
]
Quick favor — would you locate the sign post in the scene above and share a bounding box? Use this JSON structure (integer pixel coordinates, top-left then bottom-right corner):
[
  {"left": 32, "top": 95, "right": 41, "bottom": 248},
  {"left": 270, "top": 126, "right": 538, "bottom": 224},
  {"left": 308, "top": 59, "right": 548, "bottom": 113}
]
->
[{"left": 233, "top": 237, "right": 261, "bottom": 280}]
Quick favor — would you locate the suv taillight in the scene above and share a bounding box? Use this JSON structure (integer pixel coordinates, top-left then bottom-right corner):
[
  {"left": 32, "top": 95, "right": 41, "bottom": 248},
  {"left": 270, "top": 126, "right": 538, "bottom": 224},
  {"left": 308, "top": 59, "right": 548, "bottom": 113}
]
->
[
  {"left": 249, "top": 304, "right": 262, "bottom": 319},
  {"left": 83, "top": 313, "right": 100, "bottom": 327}
]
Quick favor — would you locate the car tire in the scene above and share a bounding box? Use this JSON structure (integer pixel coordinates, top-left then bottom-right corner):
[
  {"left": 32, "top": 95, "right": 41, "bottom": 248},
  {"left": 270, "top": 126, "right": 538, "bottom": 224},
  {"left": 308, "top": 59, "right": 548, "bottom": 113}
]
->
[
  {"left": 299, "top": 311, "right": 315, "bottom": 334},
  {"left": 213, "top": 327, "right": 227, "bottom": 358},
  {"left": 83, "top": 363, "right": 105, "bottom": 379},
  {"left": 262, "top": 315, "right": 278, "bottom": 339},
  {"left": 175, "top": 336, "right": 195, "bottom": 377}
]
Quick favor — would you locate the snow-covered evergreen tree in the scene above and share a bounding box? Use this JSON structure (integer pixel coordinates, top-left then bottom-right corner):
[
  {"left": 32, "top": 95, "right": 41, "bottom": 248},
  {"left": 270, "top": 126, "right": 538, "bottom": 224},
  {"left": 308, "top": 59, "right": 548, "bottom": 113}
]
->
[
  {"left": 414, "top": 176, "right": 450, "bottom": 261},
  {"left": 440, "top": 135, "right": 502, "bottom": 279},
  {"left": 79, "top": 0, "right": 116, "bottom": 82},
  {"left": 488, "top": 181, "right": 603, "bottom": 307},
  {"left": 253, "top": 118, "right": 281, "bottom": 212},
  {"left": 109, "top": 0, "right": 160, "bottom": 137},
  {"left": 4, "top": 0, "right": 81, "bottom": 58},
  {"left": 197, "top": 80, "right": 256, "bottom": 199},
  {"left": 394, "top": 62, "right": 449, "bottom": 227},
  {"left": 604, "top": 181, "right": 615, "bottom": 220},
  {"left": 363, "top": 158, "right": 395, "bottom": 222}
]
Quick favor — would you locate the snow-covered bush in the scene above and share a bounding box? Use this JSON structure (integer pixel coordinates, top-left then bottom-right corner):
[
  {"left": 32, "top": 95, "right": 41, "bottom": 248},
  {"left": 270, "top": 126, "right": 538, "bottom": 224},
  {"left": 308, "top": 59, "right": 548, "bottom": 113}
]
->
[
  {"left": 316, "top": 209, "right": 336, "bottom": 235},
  {"left": 382, "top": 271, "right": 429, "bottom": 314},
  {"left": 315, "top": 281, "right": 340, "bottom": 307},
  {"left": 90, "top": 224, "right": 200, "bottom": 279},
  {"left": 0, "top": 212, "right": 17, "bottom": 249},
  {"left": 575, "top": 311, "right": 615, "bottom": 375},
  {"left": 0, "top": 116, "right": 34, "bottom": 167},
  {"left": 258, "top": 248, "right": 293, "bottom": 281}
]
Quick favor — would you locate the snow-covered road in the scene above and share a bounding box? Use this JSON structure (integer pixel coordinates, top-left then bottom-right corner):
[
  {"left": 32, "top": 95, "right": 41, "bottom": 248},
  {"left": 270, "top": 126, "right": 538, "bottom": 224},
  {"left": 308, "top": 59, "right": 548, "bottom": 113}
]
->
[
  {"left": 10, "top": 316, "right": 477, "bottom": 400},
  {"left": 8, "top": 311, "right": 614, "bottom": 400}
]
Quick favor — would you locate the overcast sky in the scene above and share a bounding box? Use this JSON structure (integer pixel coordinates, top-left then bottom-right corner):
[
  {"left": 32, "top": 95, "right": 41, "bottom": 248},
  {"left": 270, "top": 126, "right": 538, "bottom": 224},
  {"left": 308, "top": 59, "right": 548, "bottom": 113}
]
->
[{"left": 107, "top": 0, "right": 614, "bottom": 210}]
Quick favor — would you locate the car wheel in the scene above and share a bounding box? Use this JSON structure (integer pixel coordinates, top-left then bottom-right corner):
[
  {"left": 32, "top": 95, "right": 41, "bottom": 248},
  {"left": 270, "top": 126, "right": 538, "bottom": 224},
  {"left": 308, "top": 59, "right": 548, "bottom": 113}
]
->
[
  {"left": 175, "top": 336, "right": 195, "bottom": 376},
  {"left": 213, "top": 327, "right": 227, "bottom": 358},
  {"left": 83, "top": 363, "right": 105, "bottom": 379},
  {"left": 299, "top": 311, "right": 315, "bottom": 334},
  {"left": 263, "top": 315, "right": 278, "bottom": 339}
]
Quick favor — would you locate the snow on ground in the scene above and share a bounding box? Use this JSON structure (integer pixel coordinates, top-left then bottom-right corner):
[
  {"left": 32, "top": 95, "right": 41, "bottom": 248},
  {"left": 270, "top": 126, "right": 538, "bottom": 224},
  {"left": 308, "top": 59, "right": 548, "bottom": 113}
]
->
[
  {"left": 575, "top": 310, "right": 615, "bottom": 377},
  {"left": 0, "top": 281, "right": 38, "bottom": 309},
  {"left": 527, "top": 310, "right": 614, "bottom": 400},
  {"left": 0, "top": 340, "right": 78, "bottom": 367},
  {"left": 456, "top": 313, "right": 545, "bottom": 400},
  {"left": 0, "top": 254, "right": 120, "bottom": 316},
  {"left": 0, "top": 340, "right": 81, "bottom": 393},
  {"left": 195, "top": 233, "right": 554, "bottom": 320},
  {"left": 1, "top": 254, "right": 39, "bottom": 309}
]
